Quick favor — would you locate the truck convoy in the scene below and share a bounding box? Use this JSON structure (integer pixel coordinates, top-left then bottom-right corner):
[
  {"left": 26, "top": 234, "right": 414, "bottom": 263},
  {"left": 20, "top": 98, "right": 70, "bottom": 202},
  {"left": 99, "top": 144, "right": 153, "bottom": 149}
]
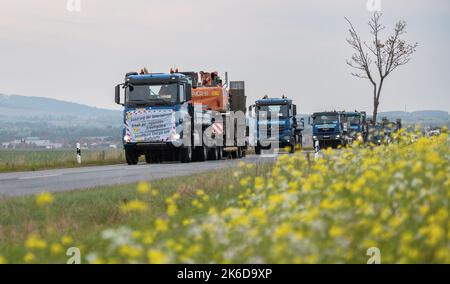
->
[
  {"left": 114, "top": 68, "right": 400, "bottom": 164},
  {"left": 311, "top": 110, "right": 368, "bottom": 149},
  {"left": 115, "top": 69, "right": 247, "bottom": 165},
  {"left": 250, "top": 96, "right": 303, "bottom": 154}
]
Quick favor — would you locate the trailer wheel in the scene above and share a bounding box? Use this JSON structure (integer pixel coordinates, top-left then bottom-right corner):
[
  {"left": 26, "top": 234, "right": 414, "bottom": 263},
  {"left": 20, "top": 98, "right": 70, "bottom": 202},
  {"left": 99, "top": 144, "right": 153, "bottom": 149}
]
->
[
  {"left": 125, "top": 149, "right": 139, "bottom": 165},
  {"left": 145, "top": 153, "right": 152, "bottom": 164},
  {"left": 217, "top": 147, "right": 223, "bottom": 160},
  {"left": 255, "top": 146, "right": 261, "bottom": 155},
  {"left": 180, "top": 146, "right": 192, "bottom": 163}
]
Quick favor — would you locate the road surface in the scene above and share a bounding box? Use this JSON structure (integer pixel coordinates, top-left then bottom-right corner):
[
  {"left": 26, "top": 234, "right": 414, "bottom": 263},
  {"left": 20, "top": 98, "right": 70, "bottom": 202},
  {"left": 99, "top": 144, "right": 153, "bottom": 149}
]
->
[{"left": 0, "top": 154, "right": 285, "bottom": 197}]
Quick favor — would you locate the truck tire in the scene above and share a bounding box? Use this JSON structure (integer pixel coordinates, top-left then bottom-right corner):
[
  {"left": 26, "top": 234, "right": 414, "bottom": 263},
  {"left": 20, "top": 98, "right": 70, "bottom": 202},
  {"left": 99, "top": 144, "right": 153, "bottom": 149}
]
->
[
  {"left": 237, "top": 147, "right": 243, "bottom": 159},
  {"left": 180, "top": 146, "right": 192, "bottom": 163},
  {"left": 255, "top": 146, "right": 261, "bottom": 155},
  {"left": 196, "top": 145, "right": 208, "bottom": 162},
  {"left": 217, "top": 147, "right": 223, "bottom": 160},
  {"left": 290, "top": 142, "right": 296, "bottom": 154},
  {"left": 208, "top": 147, "right": 219, "bottom": 160},
  {"left": 145, "top": 153, "right": 152, "bottom": 164},
  {"left": 125, "top": 149, "right": 139, "bottom": 165}
]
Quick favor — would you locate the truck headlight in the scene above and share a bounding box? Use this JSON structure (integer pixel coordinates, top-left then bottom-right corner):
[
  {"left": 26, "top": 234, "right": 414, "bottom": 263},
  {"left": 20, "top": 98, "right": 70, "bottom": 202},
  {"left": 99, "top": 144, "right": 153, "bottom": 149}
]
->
[
  {"left": 313, "top": 136, "right": 317, "bottom": 139},
  {"left": 171, "top": 133, "right": 181, "bottom": 140},
  {"left": 336, "top": 135, "right": 340, "bottom": 139},
  {"left": 123, "top": 135, "right": 131, "bottom": 143}
]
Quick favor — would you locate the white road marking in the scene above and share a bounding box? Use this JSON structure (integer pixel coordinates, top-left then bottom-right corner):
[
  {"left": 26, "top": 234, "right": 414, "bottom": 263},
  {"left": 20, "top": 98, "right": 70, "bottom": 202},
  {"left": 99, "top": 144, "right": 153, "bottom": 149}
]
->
[{"left": 19, "top": 174, "right": 62, "bottom": 180}]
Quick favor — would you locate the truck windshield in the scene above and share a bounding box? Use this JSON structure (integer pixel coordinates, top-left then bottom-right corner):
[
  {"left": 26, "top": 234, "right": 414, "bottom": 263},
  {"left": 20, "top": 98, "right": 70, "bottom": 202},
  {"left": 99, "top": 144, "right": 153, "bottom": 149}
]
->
[
  {"left": 313, "top": 115, "right": 338, "bottom": 124},
  {"left": 126, "top": 84, "right": 178, "bottom": 104},
  {"left": 257, "top": 104, "right": 289, "bottom": 118},
  {"left": 347, "top": 116, "right": 361, "bottom": 126}
]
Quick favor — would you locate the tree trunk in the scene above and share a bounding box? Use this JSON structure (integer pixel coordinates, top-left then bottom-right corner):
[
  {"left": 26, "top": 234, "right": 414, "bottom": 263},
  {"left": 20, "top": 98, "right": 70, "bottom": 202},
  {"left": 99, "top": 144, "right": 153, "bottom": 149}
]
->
[
  {"left": 373, "top": 99, "right": 379, "bottom": 126},
  {"left": 372, "top": 84, "right": 378, "bottom": 126},
  {"left": 373, "top": 79, "right": 384, "bottom": 126}
]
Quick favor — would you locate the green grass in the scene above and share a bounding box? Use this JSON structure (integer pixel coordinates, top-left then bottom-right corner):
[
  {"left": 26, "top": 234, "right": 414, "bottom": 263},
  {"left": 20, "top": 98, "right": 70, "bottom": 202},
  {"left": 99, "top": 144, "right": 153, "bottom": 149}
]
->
[
  {"left": 0, "top": 149, "right": 126, "bottom": 172},
  {"left": 0, "top": 163, "right": 272, "bottom": 263}
]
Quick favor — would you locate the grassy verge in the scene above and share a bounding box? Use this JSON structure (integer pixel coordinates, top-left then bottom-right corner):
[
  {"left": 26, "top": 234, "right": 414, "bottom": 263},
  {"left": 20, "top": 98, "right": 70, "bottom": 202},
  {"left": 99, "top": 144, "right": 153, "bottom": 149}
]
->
[
  {"left": 0, "top": 163, "right": 273, "bottom": 263},
  {"left": 0, "top": 132, "right": 448, "bottom": 264},
  {"left": 0, "top": 149, "right": 126, "bottom": 172}
]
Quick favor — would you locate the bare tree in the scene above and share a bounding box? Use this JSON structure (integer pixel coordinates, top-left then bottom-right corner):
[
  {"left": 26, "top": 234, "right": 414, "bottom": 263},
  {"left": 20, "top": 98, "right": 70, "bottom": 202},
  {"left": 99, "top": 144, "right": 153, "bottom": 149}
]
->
[{"left": 345, "top": 13, "right": 418, "bottom": 124}]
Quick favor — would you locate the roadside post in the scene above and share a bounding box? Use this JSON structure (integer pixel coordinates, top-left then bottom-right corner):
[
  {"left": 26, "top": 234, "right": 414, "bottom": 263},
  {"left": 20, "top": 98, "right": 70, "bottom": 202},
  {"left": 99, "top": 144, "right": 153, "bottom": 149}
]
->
[
  {"left": 314, "top": 140, "right": 320, "bottom": 159},
  {"left": 76, "top": 143, "right": 81, "bottom": 164}
]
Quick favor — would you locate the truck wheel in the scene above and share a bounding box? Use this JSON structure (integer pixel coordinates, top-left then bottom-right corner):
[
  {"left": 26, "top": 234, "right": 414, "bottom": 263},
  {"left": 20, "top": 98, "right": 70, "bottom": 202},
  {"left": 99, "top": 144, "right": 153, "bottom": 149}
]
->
[
  {"left": 208, "top": 147, "right": 219, "bottom": 160},
  {"left": 196, "top": 145, "right": 208, "bottom": 162},
  {"left": 180, "top": 146, "right": 192, "bottom": 163},
  {"left": 237, "top": 147, "right": 243, "bottom": 159},
  {"left": 145, "top": 153, "right": 152, "bottom": 164},
  {"left": 125, "top": 149, "right": 139, "bottom": 165},
  {"left": 290, "top": 142, "right": 296, "bottom": 154},
  {"left": 255, "top": 146, "right": 261, "bottom": 155},
  {"left": 217, "top": 147, "right": 223, "bottom": 160}
]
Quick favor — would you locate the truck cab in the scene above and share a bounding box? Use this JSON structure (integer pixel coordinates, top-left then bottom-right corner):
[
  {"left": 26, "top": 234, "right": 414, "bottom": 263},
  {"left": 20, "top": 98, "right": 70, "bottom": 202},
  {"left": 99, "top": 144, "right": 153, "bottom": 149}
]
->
[
  {"left": 311, "top": 111, "right": 347, "bottom": 149},
  {"left": 115, "top": 70, "right": 247, "bottom": 165},
  {"left": 115, "top": 72, "right": 194, "bottom": 165},
  {"left": 342, "top": 111, "right": 367, "bottom": 142},
  {"left": 251, "top": 97, "right": 303, "bottom": 154}
]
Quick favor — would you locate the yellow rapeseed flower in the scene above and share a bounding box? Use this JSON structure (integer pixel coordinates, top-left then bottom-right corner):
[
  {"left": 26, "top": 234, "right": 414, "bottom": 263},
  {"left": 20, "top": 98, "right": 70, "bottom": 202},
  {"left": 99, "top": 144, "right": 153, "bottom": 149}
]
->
[
  {"left": 23, "top": 252, "right": 36, "bottom": 263},
  {"left": 136, "top": 182, "right": 150, "bottom": 194},
  {"left": 0, "top": 255, "right": 7, "bottom": 264},
  {"left": 50, "top": 243, "right": 63, "bottom": 255},
  {"left": 147, "top": 249, "right": 168, "bottom": 264},
  {"left": 155, "top": 218, "right": 168, "bottom": 232},
  {"left": 119, "top": 244, "right": 142, "bottom": 259},
  {"left": 120, "top": 200, "right": 148, "bottom": 214},
  {"left": 35, "top": 192, "right": 54, "bottom": 207},
  {"left": 329, "top": 226, "right": 344, "bottom": 238},
  {"left": 25, "top": 234, "right": 47, "bottom": 250},
  {"left": 61, "top": 235, "right": 73, "bottom": 246}
]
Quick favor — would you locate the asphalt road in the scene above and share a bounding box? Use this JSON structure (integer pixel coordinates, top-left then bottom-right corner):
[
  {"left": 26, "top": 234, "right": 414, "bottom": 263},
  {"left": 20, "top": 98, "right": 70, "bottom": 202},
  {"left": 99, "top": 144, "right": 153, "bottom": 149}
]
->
[{"left": 0, "top": 154, "right": 283, "bottom": 198}]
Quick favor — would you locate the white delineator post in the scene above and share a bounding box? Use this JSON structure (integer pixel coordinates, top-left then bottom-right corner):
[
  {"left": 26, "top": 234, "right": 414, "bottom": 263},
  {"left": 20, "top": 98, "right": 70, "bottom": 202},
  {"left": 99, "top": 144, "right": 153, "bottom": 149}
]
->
[
  {"left": 314, "top": 140, "right": 320, "bottom": 159},
  {"left": 76, "top": 143, "right": 81, "bottom": 164}
]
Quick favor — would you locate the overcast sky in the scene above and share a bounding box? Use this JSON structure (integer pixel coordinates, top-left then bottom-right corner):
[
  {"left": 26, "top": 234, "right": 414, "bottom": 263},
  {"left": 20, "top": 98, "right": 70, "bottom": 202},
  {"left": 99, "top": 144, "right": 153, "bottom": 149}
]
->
[{"left": 0, "top": 0, "right": 449, "bottom": 113}]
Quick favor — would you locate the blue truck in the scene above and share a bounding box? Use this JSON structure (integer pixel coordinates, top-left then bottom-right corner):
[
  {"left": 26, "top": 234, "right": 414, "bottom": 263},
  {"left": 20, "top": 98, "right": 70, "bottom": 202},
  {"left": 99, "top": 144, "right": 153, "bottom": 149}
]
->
[
  {"left": 311, "top": 110, "right": 368, "bottom": 148},
  {"left": 115, "top": 70, "right": 247, "bottom": 165},
  {"left": 311, "top": 111, "right": 348, "bottom": 149},
  {"left": 342, "top": 111, "right": 368, "bottom": 142},
  {"left": 250, "top": 97, "right": 303, "bottom": 154}
]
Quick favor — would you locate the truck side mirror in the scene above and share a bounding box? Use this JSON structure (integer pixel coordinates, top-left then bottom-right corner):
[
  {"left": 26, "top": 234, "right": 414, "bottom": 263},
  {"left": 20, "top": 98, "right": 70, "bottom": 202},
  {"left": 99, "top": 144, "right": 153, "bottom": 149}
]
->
[
  {"left": 308, "top": 117, "right": 311, "bottom": 125},
  {"left": 293, "top": 105, "right": 297, "bottom": 116},
  {"left": 300, "top": 117, "right": 305, "bottom": 127},
  {"left": 186, "top": 84, "right": 192, "bottom": 101},
  {"left": 115, "top": 85, "right": 122, "bottom": 105}
]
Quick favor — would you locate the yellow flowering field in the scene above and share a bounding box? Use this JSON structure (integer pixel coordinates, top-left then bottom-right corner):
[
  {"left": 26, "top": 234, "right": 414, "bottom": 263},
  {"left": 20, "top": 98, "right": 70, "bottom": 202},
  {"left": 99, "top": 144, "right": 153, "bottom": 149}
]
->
[{"left": 0, "top": 132, "right": 448, "bottom": 264}]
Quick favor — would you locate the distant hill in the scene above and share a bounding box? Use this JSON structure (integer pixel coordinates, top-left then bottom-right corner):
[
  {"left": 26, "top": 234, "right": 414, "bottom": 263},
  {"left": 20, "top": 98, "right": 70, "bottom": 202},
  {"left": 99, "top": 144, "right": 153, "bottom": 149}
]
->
[
  {"left": 0, "top": 94, "right": 122, "bottom": 143},
  {"left": 0, "top": 93, "right": 120, "bottom": 118},
  {"left": 377, "top": 110, "right": 450, "bottom": 126}
]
